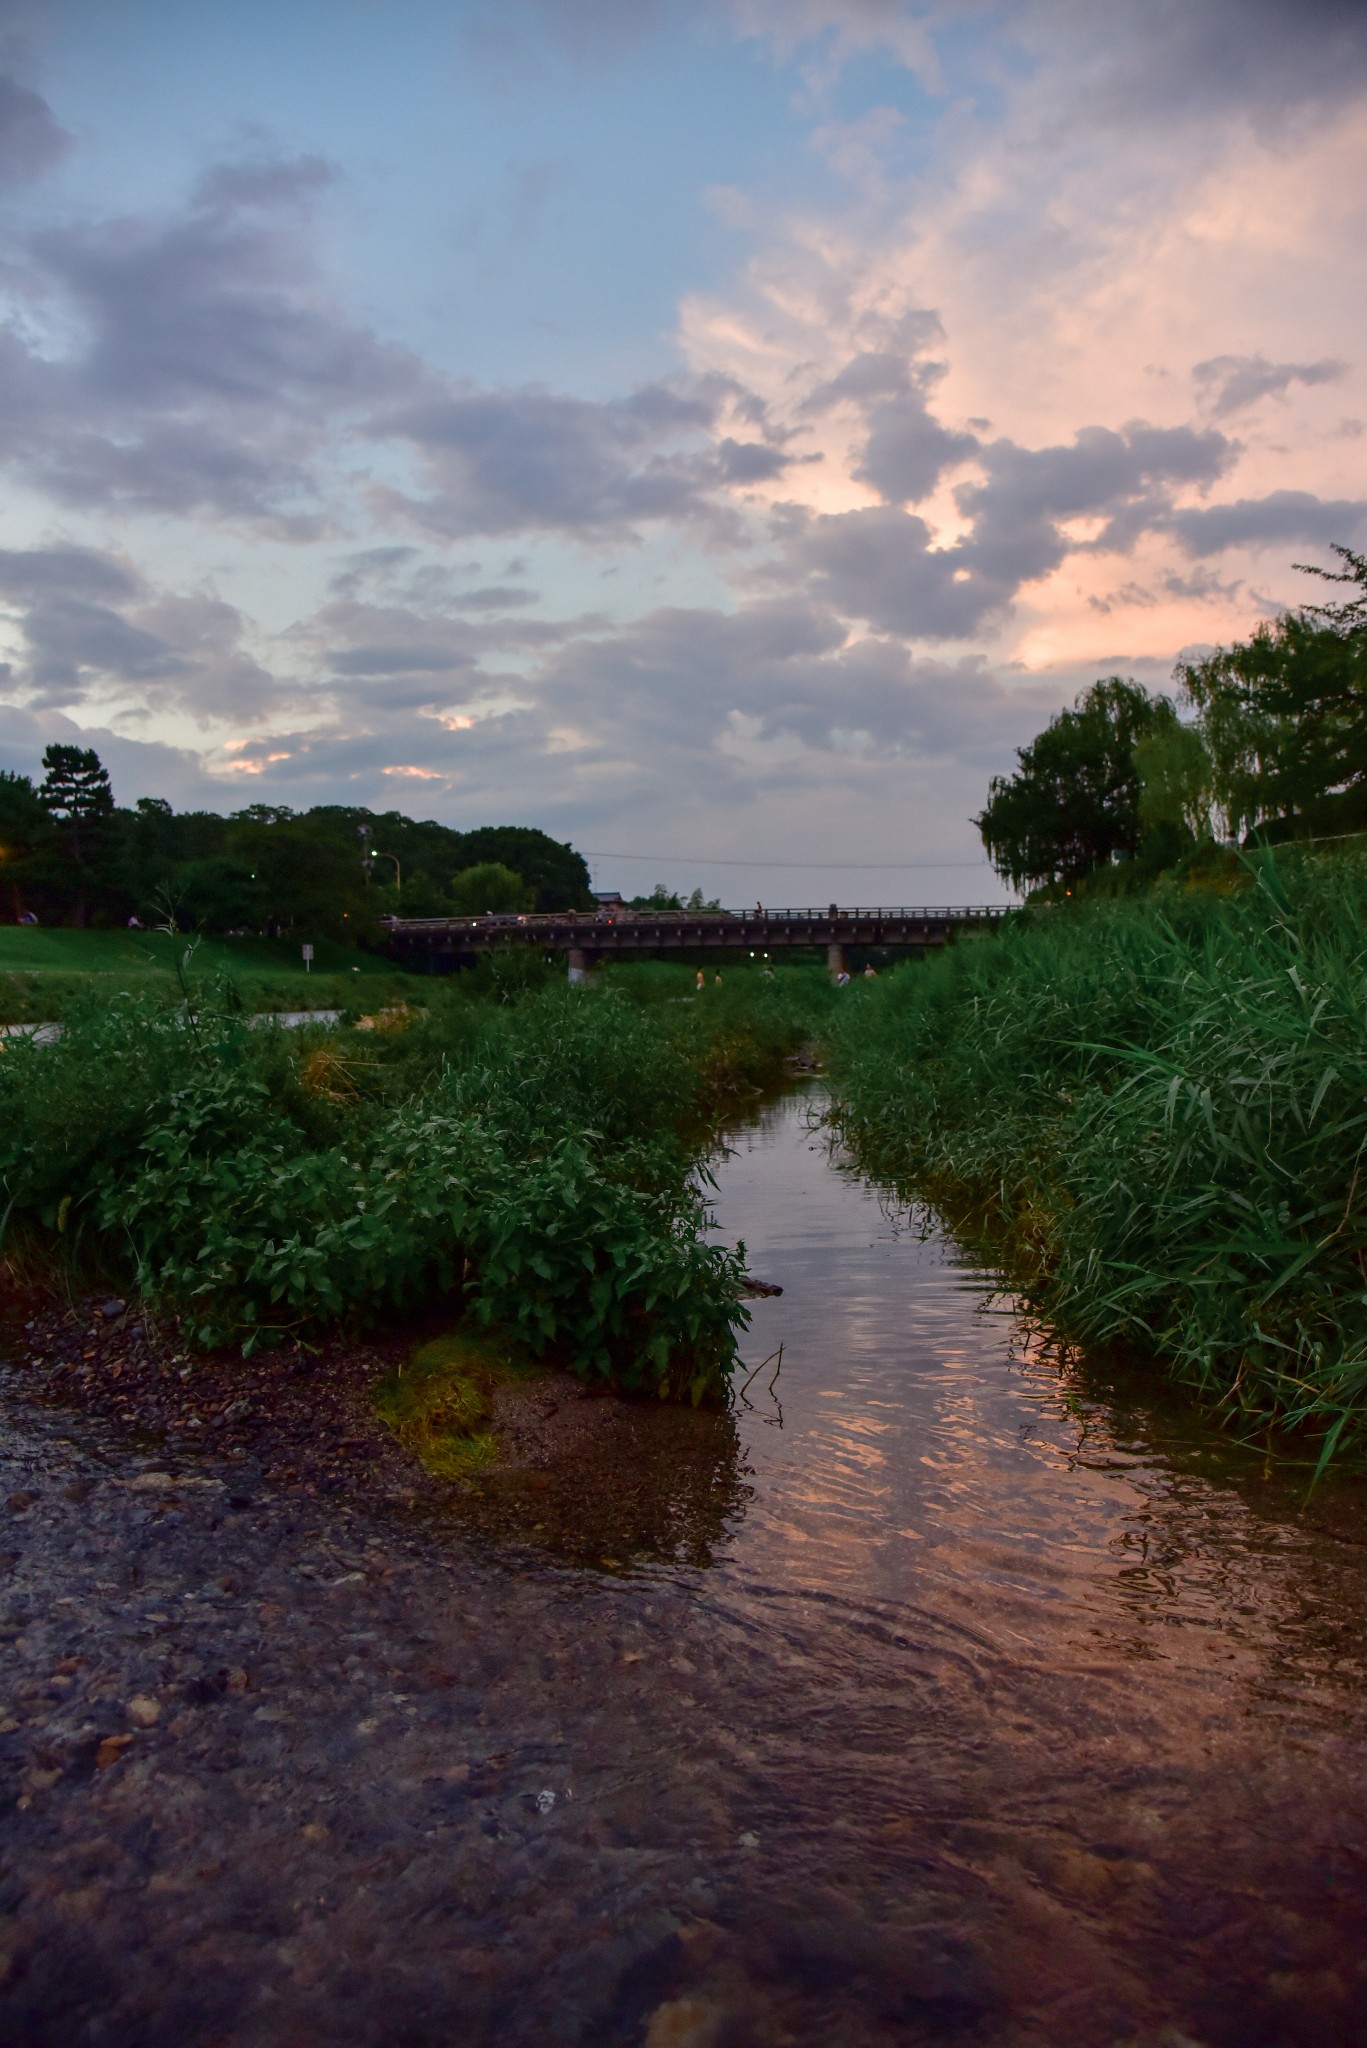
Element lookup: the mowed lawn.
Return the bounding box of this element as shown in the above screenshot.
[0,928,415,1021]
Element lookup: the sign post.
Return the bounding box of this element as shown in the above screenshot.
[302,944,314,973]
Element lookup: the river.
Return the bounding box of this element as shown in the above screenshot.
[4,1087,1367,2046]
[579,1086,1367,2043]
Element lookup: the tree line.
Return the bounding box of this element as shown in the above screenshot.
[0,753,593,935]
[978,545,1367,893]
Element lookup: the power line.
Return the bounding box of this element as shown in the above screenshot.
[580,850,991,870]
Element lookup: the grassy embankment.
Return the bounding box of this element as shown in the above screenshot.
[827,849,1367,1465]
[0,958,831,1436]
[0,926,414,1024]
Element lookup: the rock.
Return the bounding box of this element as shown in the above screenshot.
[95,1734,134,1770]
[6,1492,36,1512]
[644,1998,725,2048]
[126,1694,161,1728]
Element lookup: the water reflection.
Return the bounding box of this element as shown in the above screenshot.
[705,1093,1367,1671]
[434,1090,1367,2042]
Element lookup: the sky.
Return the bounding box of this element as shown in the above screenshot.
[0,0,1363,901]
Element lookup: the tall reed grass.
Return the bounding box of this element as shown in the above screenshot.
[828,851,1367,1463]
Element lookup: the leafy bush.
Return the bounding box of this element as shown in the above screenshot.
[0,967,822,1398]
[827,850,1367,1461]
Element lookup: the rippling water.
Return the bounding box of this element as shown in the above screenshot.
[456,1088,1367,2043]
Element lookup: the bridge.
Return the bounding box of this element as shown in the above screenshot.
[386,903,1012,980]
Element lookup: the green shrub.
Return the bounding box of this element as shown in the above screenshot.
[0,967,828,1399]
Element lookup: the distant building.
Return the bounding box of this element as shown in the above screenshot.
[592,890,628,911]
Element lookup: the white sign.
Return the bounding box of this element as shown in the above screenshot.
[302,944,314,970]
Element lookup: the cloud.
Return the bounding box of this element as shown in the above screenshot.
[0,152,413,531]
[799,346,980,506]
[0,544,286,722]
[732,1,1367,124]
[771,419,1238,640]
[371,375,798,539]
[1167,489,1367,557]
[0,153,793,546]
[782,506,1004,638]
[0,544,140,604]
[0,701,228,811]
[0,73,71,187]
[963,422,1236,577]
[855,390,977,504]
[1022,0,1367,125]
[1193,354,1348,418]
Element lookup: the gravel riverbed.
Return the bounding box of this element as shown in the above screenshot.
[0,1301,1001,2048]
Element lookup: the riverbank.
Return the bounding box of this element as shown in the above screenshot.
[827,847,1367,1464]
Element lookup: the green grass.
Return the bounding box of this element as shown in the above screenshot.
[827,849,1367,1465]
[0,927,414,1023]
[0,926,400,977]
[373,1328,532,1478]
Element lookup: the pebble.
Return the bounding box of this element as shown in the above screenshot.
[644,1998,725,2048]
[126,1694,162,1728]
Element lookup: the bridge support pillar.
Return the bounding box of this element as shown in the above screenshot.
[567,947,590,984]
[826,942,847,983]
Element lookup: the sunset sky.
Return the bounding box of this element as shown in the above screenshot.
[0,0,1363,898]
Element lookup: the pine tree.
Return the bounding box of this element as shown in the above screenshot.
[38,744,114,924]
[38,744,114,863]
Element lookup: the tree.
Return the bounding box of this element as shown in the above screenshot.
[977,678,1177,891]
[447,862,535,916]
[226,815,363,937]
[37,744,115,924]
[629,884,724,912]
[39,745,114,863]
[453,826,592,911]
[1295,541,1367,630]
[0,771,54,921]
[1179,579,1367,841]
[1134,721,1215,845]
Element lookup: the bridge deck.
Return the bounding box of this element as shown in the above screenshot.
[387,904,1011,964]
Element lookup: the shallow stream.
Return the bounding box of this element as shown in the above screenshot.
[567,1086,1367,2041]
[6,1087,1367,2046]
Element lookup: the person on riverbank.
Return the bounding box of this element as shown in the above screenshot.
[696,969,705,991]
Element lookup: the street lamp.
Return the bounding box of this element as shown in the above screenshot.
[357,824,400,899]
